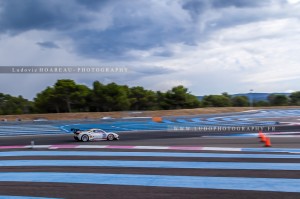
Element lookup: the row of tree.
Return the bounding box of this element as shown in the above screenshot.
[201,92,300,107]
[1,79,300,115]
[0,93,34,115]
[34,79,200,113]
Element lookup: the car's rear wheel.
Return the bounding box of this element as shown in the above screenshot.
[81,134,89,142]
[107,134,114,141]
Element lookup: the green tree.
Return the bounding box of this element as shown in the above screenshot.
[103,83,130,111]
[71,84,91,112]
[268,94,289,106]
[88,81,106,112]
[290,91,300,105]
[202,95,232,107]
[0,93,33,115]
[35,79,91,113]
[156,91,169,109]
[53,79,78,112]
[222,92,231,99]
[34,87,61,113]
[164,85,200,109]
[231,96,249,107]
[129,86,157,110]
[254,100,270,107]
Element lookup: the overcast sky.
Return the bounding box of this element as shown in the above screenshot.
[1,0,300,100]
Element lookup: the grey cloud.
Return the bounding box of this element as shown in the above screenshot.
[70,0,290,60]
[152,50,174,57]
[70,17,191,60]
[181,0,288,22]
[0,0,293,61]
[210,0,275,8]
[182,0,283,14]
[182,0,208,19]
[130,65,177,76]
[0,0,194,59]
[75,0,111,10]
[0,0,89,34]
[181,0,291,42]
[36,41,60,49]
[0,0,299,100]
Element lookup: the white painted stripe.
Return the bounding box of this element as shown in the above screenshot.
[1,144,300,153]
[134,146,170,150]
[265,132,300,135]
[202,147,242,152]
[31,145,52,149]
[75,145,108,149]
[203,135,300,138]
[268,135,300,137]
[24,145,50,149]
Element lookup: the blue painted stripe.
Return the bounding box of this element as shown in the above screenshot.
[1,151,300,159]
[2,109,299,136]
[162,120,174,124]
[1,172,300,193]
[1,160,300,170]
[221,117,234,121]
[205,117,220,123]
[191,118,201,122]
[176,119,189,123]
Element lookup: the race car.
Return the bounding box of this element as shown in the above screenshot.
[71,128,119,142]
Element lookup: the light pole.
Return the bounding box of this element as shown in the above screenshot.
[250,89,254,109]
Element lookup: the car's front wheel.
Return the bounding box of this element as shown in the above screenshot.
[81,134,89,142]
[107,134,114,141]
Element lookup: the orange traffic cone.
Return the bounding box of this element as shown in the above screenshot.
[258,131,263,139]
[152,117,162,123]
[260,134,267,142]
[264,137,272,147]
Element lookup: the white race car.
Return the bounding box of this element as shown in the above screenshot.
[72,128,119,142]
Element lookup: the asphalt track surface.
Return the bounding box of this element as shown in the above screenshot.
[1,135,300,198]
[1,108,300,137]
[1,131,300,148]
[1,109,300,199]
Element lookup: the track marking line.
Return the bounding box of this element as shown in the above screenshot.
[1,151,300,159]
[1,144,300,153]
[1,172,300,193]
[1,160,300,170]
